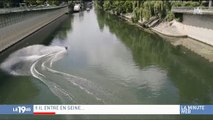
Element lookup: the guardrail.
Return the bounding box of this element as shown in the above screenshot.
[0,5,67,29]
[0,5,67,14]
[172,7,213,15]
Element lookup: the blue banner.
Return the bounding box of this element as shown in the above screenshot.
[0,105,212,115]
[0,105,33,114]
[180,105,213,115]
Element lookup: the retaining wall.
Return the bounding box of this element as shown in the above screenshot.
[174,21,213,46]
[0,6,68,52]
[183,14,213,30]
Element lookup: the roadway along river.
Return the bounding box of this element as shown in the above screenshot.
[0,8,213,119]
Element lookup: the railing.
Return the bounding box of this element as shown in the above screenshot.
[0,5,67,14]
[172,7,213,15]
[0,5,67,29]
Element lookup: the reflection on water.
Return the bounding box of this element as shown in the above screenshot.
[52,15,73,41]
[95,10,213,104]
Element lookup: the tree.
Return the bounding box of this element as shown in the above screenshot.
[25,0,37,5]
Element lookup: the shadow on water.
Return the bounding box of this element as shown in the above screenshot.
[95,10,213,104]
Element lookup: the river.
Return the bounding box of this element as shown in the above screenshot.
[0,8,212,119]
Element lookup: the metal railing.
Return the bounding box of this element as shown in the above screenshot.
[0,5,67,14]
[0,5,67,29]
[172,7,213,15]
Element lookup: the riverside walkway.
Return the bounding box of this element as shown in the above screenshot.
[152,7,213,62]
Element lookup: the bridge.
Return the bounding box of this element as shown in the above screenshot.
[172,7,213,15]
[171,7,213,46]
[0,5,69,52]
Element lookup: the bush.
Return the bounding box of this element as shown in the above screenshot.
[103,1,111,11]
[153,1,164,18]
[124,1,133,13]
[131,17,138,23]
[171,1,182,7]
[183,1,200,7]
[143,1,152,20]
[132,7,140,22]
[165,11,175,21]
[101,0,178,22]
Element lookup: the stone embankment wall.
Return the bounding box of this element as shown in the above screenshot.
[183,14,213,30]
[0,6,68,52]
[153,13,213,46]
[181,14,213,46]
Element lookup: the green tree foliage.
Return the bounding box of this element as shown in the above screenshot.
[103,1,111,11]
[143,1,153,20]
[2,0,16,7]
[25,0,63,5]
[165,11,175,21]
[132,1,142,22]
[123,1,133,13]
[153,1,164,18]
[132,7,140,22]
[47,0,61,5]
[95,0,104,9]
[98,0,202,22]
[25,0,37,5]
[103,1,128,15]
[36,0,45,5]
[171,1,200,8]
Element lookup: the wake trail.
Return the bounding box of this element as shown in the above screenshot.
[30,49,115,104]
[0,45,121,104]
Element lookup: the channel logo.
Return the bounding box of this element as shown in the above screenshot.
[13,106,32,114]
[0,105,33,114]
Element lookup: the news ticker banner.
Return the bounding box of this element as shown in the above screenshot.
[0,105,212,115]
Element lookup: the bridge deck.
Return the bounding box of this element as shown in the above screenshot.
[172,7,213,15]
[0,5,67,14]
